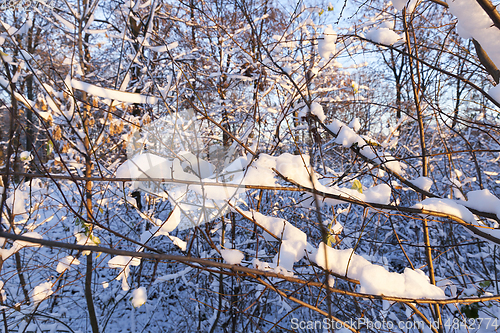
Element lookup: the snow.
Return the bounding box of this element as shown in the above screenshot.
[348,118,361,131]
[160,206,181,233]
[358,264,405,296]
[447,0,500,69]
[71,79,158,104]
[224,155,250,173]
[275,153,317,188]
[116,140,249,231]
[331,221,343,235]
[366,27,401,45]
[310,102,326,121]
[74,232,100,255]
[178,151,215,178]
[221,249,244,265]
[363,184,392,204]
[170,236,187,251]
[313,243,446,298]
[6,188,28,216]
[326,119,345,134]
[139,207,183,241]
[119,73,131,91]
[381,153,403,174]
[0,232,43,260]
[326,119,402,175]
[410,176,433,192]
[252,258,293,276]
[0,281,4,302]
[459,189,500,219]
[360,266,445,299]
[53,12,76,31]
[313,243,371,279]
[117,153,170,179]
[241,210,307,272]
[243,152,392,207]
[155,267,193,283]
[391,0,418,11]
[31,281,53,303]
[148,41,178,53]
[299,102,326,122]
[116,153,199,185]
[131,287,147,307]
[334,126,358,147]
[20,151,32,161]
[412,198,475,223]
[318,182,391,206]
[56,256,81,273]
[243,154,279,187]
[318,25,337,59]
[490,85,500,104]
[108,256,141,291]
[380,21,395,29]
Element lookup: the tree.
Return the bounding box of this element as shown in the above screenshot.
[0,0,500,332]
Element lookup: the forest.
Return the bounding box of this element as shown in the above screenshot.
[1,0,500,332]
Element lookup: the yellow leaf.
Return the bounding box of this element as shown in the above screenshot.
[351,179,363,193]
[326,234,335,247]
[0,51,8,56]
[92,235,101,245]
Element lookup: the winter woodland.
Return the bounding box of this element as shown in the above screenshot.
[1,0,500,332]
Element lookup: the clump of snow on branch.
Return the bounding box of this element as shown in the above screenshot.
[313,243,446,299]
[410,176,434,192]
[0,281,5,302]
[71,79,158,105]
[318,25,337,59]
[19,151,32,162]
[325,119,404,175]
[56,256,81,273]
[447,0,500,71]
[5,188,28,216]
[298,102,326,122]
[131,287,147,308]
[31,281,54,303]
[310,102,326,121]
[412,198,475,223]
[365,27,401,45]
[221,249,245,265]
[74,232,100,255]
[242,210,307,272]
[490,85,500,103]
[348,118,361,132]
[0,232,42,260]
[108,256,141,291]
[459,189,500,219]
[246,152,393,206]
